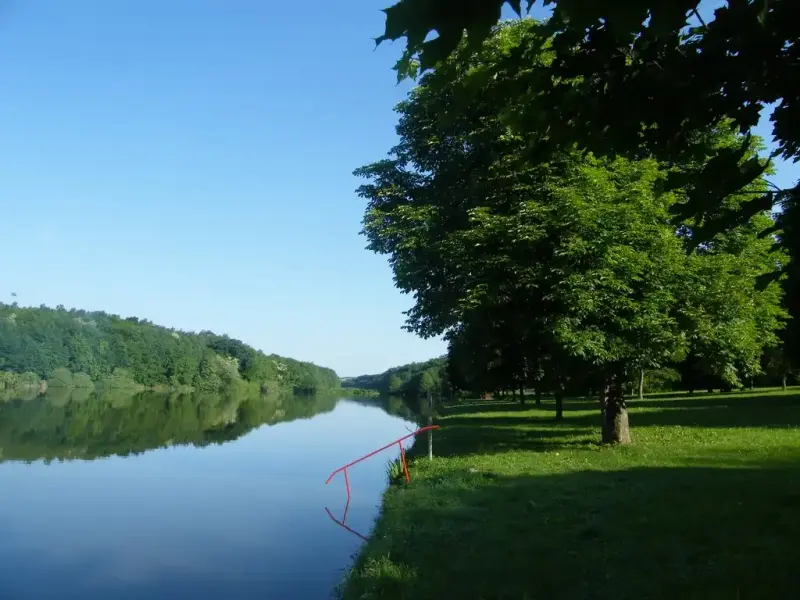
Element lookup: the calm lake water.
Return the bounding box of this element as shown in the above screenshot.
[0,391,417,599]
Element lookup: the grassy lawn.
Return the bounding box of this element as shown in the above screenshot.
[340,389,800,600]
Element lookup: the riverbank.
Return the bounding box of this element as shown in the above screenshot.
[340,389,800,599]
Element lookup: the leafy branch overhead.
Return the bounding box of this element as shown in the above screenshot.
[375,0,799,250]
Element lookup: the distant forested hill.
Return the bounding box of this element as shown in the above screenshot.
[343,357,449,397]
[0,303,339,395]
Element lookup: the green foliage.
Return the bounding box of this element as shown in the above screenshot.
[373,1,799,244]
[384,457,406,486]
[417,369,440,394]
[0,303,340,395]
[371,2,800,380]
[0,370,40,391]
[19,372,41,388]
[356,21,787,441]
[343,357,449,398]
[100,367,141,390]
[48,367,73,388]
[72,372,94,389]
[343,387,381,398]
[642,368,681,394]
[763,347,798,388]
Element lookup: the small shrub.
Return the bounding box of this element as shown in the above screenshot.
[0,371,19,389]
[385,457,407,486]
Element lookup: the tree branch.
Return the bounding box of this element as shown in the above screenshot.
[691,8,708,30]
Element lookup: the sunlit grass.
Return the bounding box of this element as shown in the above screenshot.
[341,389,800,599]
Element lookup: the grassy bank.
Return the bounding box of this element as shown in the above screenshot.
[341,389,800,600]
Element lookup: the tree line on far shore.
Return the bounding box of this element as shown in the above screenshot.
[0,303,339,398]
[343,357,450,400]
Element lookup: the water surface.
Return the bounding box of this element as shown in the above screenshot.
[0,391,415,599]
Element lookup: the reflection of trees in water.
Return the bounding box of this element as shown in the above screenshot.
[349,395,420,422]
[0,390,339,462]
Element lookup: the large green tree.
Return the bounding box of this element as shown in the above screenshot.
[356,21,786,443]
[371,0,799,349]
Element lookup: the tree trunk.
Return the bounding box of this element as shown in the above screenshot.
[707,387,714,394]
[554,391,563,421]
[638,369,644,400]
[782,374,787,391]
[519,386,525,405]
[534,388,542,407]
[602,374,631,444]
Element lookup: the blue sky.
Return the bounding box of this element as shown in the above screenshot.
[0,1,796,377]
[0,0,448,376]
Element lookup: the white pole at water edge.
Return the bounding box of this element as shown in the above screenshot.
[427,392,433,460]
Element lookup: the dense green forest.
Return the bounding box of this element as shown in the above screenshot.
[0,303,339,396]
[356,18,797,444]
[343,357,449,398]
[0,389,340,462]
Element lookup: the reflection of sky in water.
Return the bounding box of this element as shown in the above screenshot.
[0,399,415,599]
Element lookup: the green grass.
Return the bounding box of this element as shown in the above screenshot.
[340,389,800,600]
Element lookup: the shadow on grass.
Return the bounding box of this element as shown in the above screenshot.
[593,395,799,430]
[522,391,800,429]
[346,461,800,600]
[637,390,800,410]
[442,401,535,416]
[427,423,597,457]
[430,393,800,460]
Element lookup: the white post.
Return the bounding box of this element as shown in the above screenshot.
[427,392,433,460]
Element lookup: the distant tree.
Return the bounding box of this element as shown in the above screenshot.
[49,367,73,388]
[764,347,797,390]
[101,368,140,390]
[418,369,440,395]
[387,373,405,394]
[72,372,94,389]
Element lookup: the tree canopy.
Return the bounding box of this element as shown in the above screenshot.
[373,0,798,329]
[356,20,787,442]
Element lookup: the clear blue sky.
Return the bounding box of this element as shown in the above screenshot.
[0,1,796,377]
[0,0,449,377]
